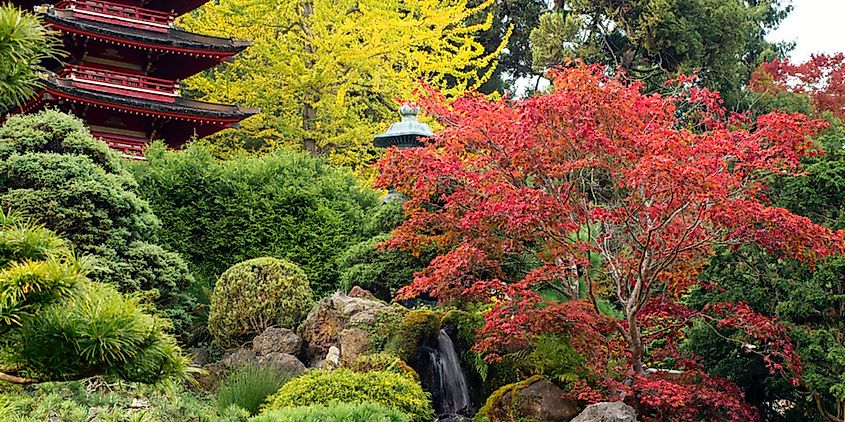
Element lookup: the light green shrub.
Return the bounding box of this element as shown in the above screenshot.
[252,402,408,422]
[217,364,295,415]
[208,257,314,347]
[348,353,419,383]
[265,369,433,422]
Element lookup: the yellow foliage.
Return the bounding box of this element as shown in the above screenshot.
[179,0,508,172]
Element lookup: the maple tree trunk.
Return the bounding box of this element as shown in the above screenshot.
[0,371,36,384]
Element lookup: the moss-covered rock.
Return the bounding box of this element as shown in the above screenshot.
[477,376,579,422]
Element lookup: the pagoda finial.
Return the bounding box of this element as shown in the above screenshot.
[373,104,433,149]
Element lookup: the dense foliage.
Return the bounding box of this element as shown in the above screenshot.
[529,0,791,105]
[0,211,186,384]
[377,63,844,420]
[0,111,197,334]
[265,369,433,422]
[179,0,508,168]
[208,257,314,347]
[132,143,379,296]
[0,4,58,108]
[253,401,408,422]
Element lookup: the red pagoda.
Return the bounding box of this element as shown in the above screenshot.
[8,0,257,157]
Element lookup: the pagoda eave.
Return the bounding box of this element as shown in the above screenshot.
[44,11,250,59]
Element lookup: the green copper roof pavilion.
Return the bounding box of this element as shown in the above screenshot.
[373,105,434,149]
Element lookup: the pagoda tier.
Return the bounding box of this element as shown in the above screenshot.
[43,2,249,79]
[15,0,208,15]
[6,0,257,157]
[19,67,257,157]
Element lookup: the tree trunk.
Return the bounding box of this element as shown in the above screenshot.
[300,1,318,157]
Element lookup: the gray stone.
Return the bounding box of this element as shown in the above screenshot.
[253,327,303,356]
[256,352,307,376]
[348,285,376,300]
[220,347,256,368]
[571,402,637,422]
[194,363,226,391]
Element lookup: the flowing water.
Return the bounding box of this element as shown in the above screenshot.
[427,329,471,416]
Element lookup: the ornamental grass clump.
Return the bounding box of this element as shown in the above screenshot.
[208,257,314,347]
[217,364,295,415]
[264,369,433,422]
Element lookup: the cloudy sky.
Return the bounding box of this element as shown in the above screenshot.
[769,0,844,62]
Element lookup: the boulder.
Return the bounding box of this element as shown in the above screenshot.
[571,402,637,422]
[300,292,400,366]
[488,378,580,422]
[256,352,307,376]
[220,347,256,368]
[348,285,377,300]
[194,362,226,391]
[253,327,303,356]
[339,328,371,364]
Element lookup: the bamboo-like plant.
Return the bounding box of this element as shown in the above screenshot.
[0,3,60,109]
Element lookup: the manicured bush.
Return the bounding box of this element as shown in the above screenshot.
[208,257,314,347]
[132,143,379,295]
[252,402,409,422]
[217,364,294,415]
[0,112,197,335]
[337,233,429,301]
[265,369,433,422]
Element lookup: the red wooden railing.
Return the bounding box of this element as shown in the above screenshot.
[55,0,175,32]
[61,65,180,102]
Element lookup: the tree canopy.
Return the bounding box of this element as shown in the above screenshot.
[179,0,509,170]
[0,4,58,109]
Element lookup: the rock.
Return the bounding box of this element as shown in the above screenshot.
[188,347,211,366]
[253,327,303,356]
[256,352,307,376]
[571,402,637,422]
[300,292,397,366]
[488,379,580,422]
[128,398,150,409]
[348,285,376,300]
[220,347,256,368]
[195,362,226,391]
[318,346,341,370]
[339,328,371,364]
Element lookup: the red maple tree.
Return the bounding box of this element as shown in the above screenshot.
[376,63,845,420]
[751,53,845,119]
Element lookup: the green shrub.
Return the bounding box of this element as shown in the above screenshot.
[217,364,295,415]
[337,233,429,301]
[0,113,198,335]
[252,402,409,422]
[476,375,545,422]
[13,282,187,383]
[132,143,379,296]
[208,257,314,347]
[265,369,433,422]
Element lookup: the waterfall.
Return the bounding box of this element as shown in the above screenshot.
[428,329,471,416]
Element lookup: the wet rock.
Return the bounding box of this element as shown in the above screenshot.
[571,402,637,422]
[253,327,303,356]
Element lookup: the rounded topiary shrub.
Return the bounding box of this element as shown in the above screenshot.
[208,257,314,347]
[265,369,433,422]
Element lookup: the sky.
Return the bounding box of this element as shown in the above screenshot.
[768,0,845,62]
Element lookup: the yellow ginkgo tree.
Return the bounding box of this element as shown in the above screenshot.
[179,0,509,170]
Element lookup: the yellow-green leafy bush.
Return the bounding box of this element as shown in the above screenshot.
[208,257,314,347]
[264,369,433,422]
[252,402,408,422]
[348,353,419,383]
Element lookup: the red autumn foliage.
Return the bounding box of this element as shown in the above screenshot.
[751,53,845,119]
[376,62,845,420]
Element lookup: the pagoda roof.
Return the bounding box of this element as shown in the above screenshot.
[14,0,208,15]
[44,8,250,59]
[21,75,258,124]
